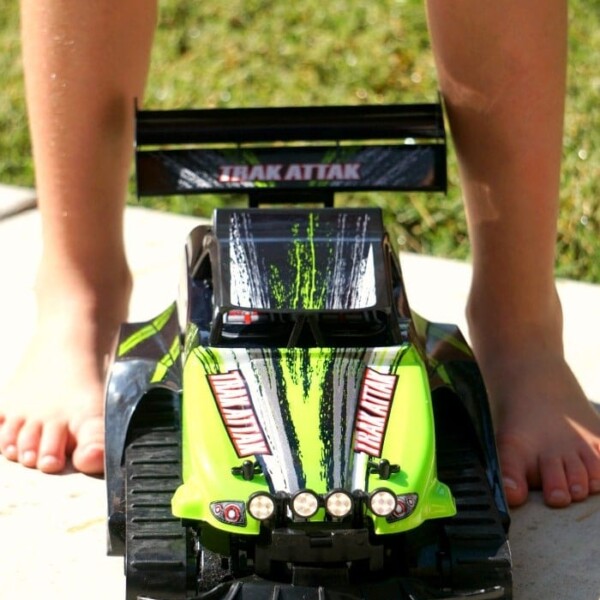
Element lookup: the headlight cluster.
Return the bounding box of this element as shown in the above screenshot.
[369,488,397,517]
[325,490,354,518]
[247,493,275,521]
[292,491,320,518]
[246,488,418,522]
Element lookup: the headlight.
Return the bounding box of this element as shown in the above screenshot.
[369,488,397,517]
[247,493,275,521]
[325,490,353,518]
[291,490,320,518]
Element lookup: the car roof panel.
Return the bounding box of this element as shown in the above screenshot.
[212,208,390,312]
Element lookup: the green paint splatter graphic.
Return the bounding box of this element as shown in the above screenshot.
[269,213,330,310]
[193,347,224,375]
[279,347,334,490]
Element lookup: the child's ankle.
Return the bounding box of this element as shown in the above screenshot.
[466,288,564,362]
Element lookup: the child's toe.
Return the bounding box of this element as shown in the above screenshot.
[38,421,69,473]
[71,416,105,474]
[502,474,528,507]
[540,455,571,508]
[497,441,529,507]
[581,445,600,494]
[17,420,43,468]
[563,454,589,501]
[0,416,25,461]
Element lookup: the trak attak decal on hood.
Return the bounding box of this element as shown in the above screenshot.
[208,370,271,458]
[353,368,398,457]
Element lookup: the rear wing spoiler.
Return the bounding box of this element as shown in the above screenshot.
[135,103,446,202]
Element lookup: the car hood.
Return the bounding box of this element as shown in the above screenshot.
[182,345,433,495]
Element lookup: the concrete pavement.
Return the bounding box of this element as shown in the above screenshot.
[0,191,598,599]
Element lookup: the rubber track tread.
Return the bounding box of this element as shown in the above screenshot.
[125,411,190,600]
[436,429,512,598]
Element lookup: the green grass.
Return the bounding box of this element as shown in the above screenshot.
[1,1,598,281]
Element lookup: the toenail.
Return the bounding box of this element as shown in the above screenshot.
[3,445,17,459]
[570,484,584,497]
[503,477,518,491]
[22,450,36,465]
[549,489,569,504]
[39,455,61,471]
[591,480,600,494]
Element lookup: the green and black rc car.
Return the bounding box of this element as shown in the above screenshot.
[105,103,512,599]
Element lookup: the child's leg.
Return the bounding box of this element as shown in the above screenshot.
[0,0,157,473]
[426,0,600,507]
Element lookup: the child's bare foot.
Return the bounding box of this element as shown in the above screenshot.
[490,355,600,508]
[0,264,131,474]
[468,302,600,508]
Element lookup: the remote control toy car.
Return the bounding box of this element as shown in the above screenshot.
[105,103,512,599]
